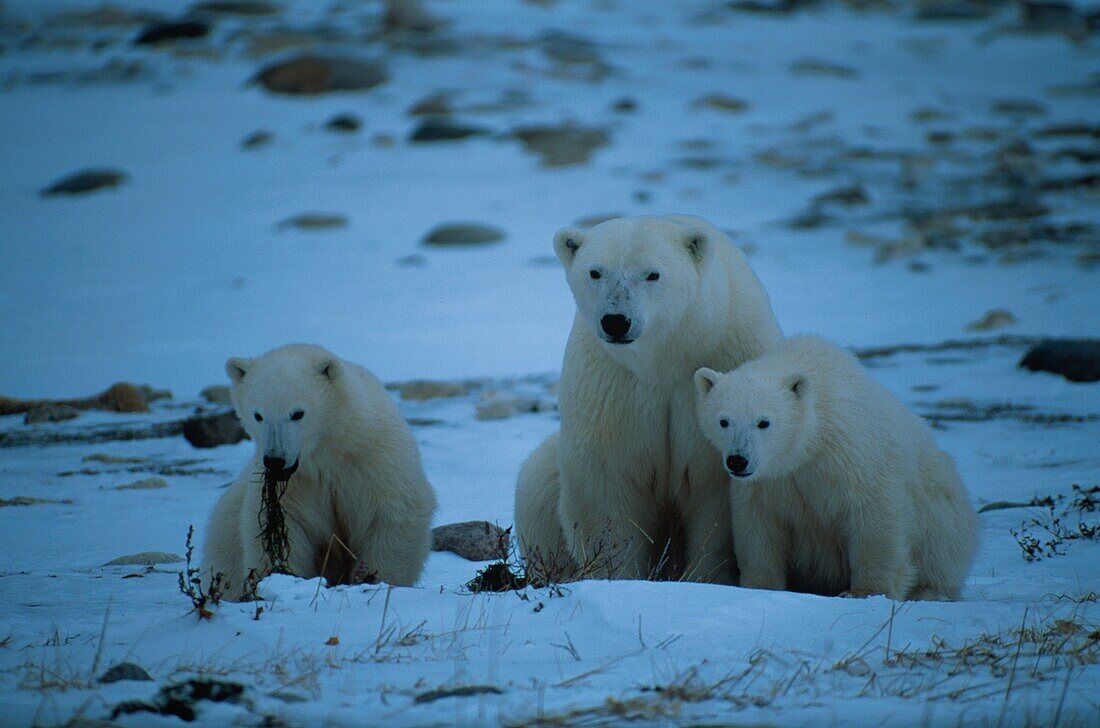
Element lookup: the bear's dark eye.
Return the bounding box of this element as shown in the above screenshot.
[719,419,729,428]
[646,272,660,281]
[254,412,263,422]
[589,269,601,280]
[291,410,304,421]
[758,420,770,429]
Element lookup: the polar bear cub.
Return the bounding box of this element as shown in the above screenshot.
[694,336,978,600]
[202,344,436,600]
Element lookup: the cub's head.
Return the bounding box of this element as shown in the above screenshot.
[554,217,712,349]
[226,345,343,480]
[693,364,812,482]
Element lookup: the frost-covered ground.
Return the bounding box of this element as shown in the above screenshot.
[0,0,1098,726]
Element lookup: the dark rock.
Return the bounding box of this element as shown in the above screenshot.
[691,94,749,113]
[254,55,388,96]
[1018,1,1089,40]
[241,130,273,149]
[812,185,869,207]
[408,92,451,116]
[381,0,446,34]
[789,58,858,79]
[409,118,488,143]
[182,411,247,448]
[24,404,79,424]
[133,21,210,46]
[512,123,610,167]
[540,31,603,66]
[914,0,994,20]
[726,0,820,15]
[432,521,509,561]
[325,113,361,133]
[278,213,348,230]
[611,97,638,113]
[1019,339,1100,383]
[189,1,280,17]
[100,662,154,684]
[40,169,127,196]
[422,223,504,246]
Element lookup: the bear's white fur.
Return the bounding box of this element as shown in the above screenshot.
[202,344,436,600]
[694,336,978,600]
[515,215,782,583]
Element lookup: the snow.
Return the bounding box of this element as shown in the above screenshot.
[0,0,1098,725]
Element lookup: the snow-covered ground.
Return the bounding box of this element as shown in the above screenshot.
[0,1,1098,725]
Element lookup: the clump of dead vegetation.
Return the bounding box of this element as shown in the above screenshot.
[177,525,225,620]
[1010,484,1100,561]
[258,468,292,575]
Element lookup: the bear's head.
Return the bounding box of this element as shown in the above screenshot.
[225,345,343,480]
[693,364,813,482]
[554,216,712,351]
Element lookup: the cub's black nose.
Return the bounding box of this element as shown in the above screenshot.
[726,454,749,475]
[600,314,631,339]
[263,455,286,472]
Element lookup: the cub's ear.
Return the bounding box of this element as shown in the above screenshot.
[786,373,808,398]
[553,227,585,267]
[683,228,710,267]
[317,358,340,382]
[693,367,719,397]
[225,357,251,385]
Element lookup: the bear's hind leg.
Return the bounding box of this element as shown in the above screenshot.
[515,433,577,584]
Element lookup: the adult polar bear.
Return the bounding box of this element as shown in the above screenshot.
[515,215,782,583]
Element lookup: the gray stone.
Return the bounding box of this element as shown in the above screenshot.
[691,94,749,113]
[115,477,168,491]
[104,551,184,566]
[183,411,248,448]
[241,130,273,149]
[279,213,348,230]
[24,404,80,424]
[99,662,154,683]
[422,223,504,246]
[254,55,388,96]
[431,521,508,561]
[512,123,610,167]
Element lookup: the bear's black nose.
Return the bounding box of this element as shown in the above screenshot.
[600,314,631,340]
[726,454,749,475]
[263,455,286,472]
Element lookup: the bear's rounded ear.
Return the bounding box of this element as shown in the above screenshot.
[683,229,710,267]
[694,367,719,397]
[786,374,808,398]
[226,357,251,385]
[318,359,340,382]
[553,227,585,267]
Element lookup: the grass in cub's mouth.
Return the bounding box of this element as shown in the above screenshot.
[258,468,292,575]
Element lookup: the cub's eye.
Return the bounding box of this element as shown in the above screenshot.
[646,272,660,281]
[589,270,601,280]
[254,412,263,422]
[719,419,729,428]
[758,420,770,429]
[291,410,304,421]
